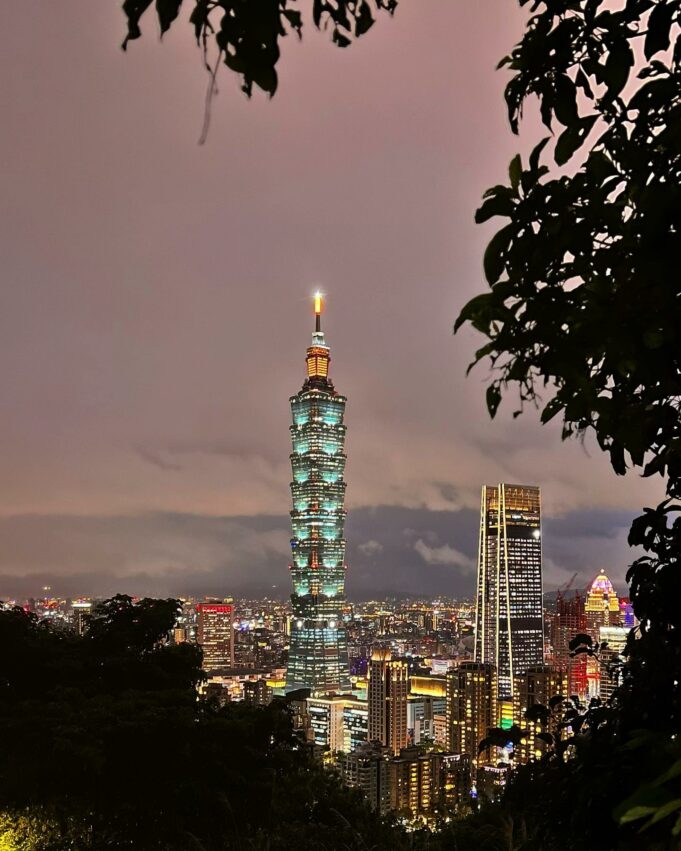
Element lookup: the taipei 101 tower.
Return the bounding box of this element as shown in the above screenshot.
[285,294,351,694]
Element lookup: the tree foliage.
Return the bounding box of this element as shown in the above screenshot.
[457,0,681,495]
[0,599,406,850]
[122,0,397,97]
[455,0,681,844]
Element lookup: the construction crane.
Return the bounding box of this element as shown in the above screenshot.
[556,571,579,602]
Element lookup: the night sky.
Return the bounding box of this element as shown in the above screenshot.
[0,2,662,600]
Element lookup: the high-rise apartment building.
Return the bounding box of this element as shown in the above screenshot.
[388,747,435,817]
[446,662,497,766]
[552,591,588,698]
[339,744,391,815]
[598,625,629,702]
[72,600,92,636]
[513,665,567,764]
[197,602,234,672]
[286,294,351,694]
[368,648,409,755]
[438,753,473,811]
[474,484,544,699]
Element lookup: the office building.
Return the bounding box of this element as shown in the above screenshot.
[307,694,348,753]
[343,699,369,752]
[197,601,234,671]
[474,484,544,700]
[286,294,351,694]
[368,648,409,755]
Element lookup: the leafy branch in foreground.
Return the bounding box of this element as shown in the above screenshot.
[122,1,397,97]
[456,0,681,489]
[456,0,681,843]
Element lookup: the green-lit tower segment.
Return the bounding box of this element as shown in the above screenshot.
[286,294,351,694]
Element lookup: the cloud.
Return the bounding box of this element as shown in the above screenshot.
[413,539,476,574]
[0,504,639,600]
[358,539,384,557]
[135,447,183,472]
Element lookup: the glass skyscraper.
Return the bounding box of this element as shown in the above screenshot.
[285,294,351,694]
[474,484,544,700]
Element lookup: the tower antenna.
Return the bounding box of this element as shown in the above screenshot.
[314,291,322,333]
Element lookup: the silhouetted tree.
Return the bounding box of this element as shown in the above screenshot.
[456,0,681,845]
[0,598,410,850]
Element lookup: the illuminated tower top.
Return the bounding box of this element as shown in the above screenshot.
[306,291,331,385]
[585,572,620,632]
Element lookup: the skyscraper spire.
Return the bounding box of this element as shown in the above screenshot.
[306,292,331,385]
[286,293,351,695]
[314,290,322,334]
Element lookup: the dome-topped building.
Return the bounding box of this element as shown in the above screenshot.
[584,572,620,634]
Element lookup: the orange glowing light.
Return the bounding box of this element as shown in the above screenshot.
[314,291,323,315]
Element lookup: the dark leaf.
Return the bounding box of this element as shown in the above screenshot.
[645,3,674,59]
[555,115,598,165]
[509,154,522,192]
[483,224,515,285]
[333,30,352,47]
[487,384,502,419]
[122,0,154,49]
[553,74,579,127]
[603,40,634,99]
[156,0,183,36]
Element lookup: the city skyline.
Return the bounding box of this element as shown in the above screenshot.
[0,2,660,602]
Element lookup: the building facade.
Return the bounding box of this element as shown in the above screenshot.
[389,747,435,817]
[197,602,234,671]
[584,573,621,697]
[305,693,367,753]
[513,665,567,764]
[446,662,497,766]
[552,591,588,699]
[72,600,92,636]
[585,572,621,635]
[307,695,348,753]
[474,484,544,699]
[286,295,351,694]
[368,648,409,755]
[598,625,629,702]
[339,744,391,814]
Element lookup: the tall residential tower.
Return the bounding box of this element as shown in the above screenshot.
[285,294,351,694]
[474,484,544,700]
[368,648,409,755]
